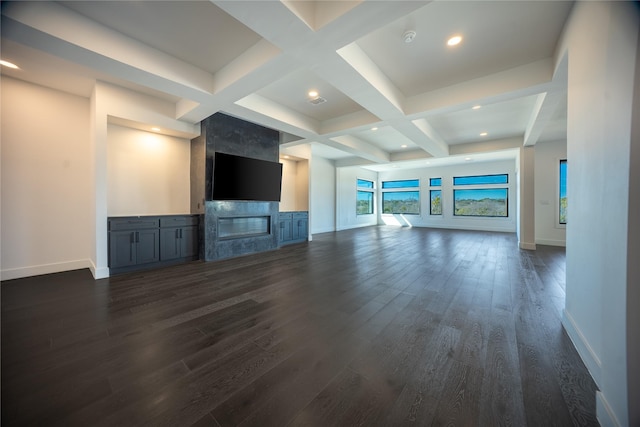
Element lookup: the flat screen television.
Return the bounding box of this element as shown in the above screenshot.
[212,152,283,202]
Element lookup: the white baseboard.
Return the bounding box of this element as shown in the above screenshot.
[1,259,92,281]
[336,223,377,232]
[597,391,622,427]
[535,238,566,247]
[562,309,602,386]
[405,223,516,234]
[519,241,537,250]
[88,259,110,279]
[312,226,337,234]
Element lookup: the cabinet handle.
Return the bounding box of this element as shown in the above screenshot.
[180,229,183,238]
[136,231,139,243]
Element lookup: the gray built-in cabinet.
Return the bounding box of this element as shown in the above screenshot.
[159,216,199,261]
[108,215,199,274]
[279,211,308,245]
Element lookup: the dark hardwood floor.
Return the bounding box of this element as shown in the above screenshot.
[1,226,598,426]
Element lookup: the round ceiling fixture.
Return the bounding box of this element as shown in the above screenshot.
[403,30,417,43]
[0,59,19,69]
[447,35,463,46]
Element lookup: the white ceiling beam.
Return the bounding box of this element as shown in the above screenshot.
[213,0,434,161]
[329,135,390,163]
[523,89,566,146]
[409,119,450,157]
[405,58,555,117]
[449,136,524,156]
[335,43,405,115]
[212,40,282,95]
[335,157,376,168]
[234,94,320,135]
[523,55,568,146]
[2,3,215,99]
[179,52,302,123]
[320,110,381,135]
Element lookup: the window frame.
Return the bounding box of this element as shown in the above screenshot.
[429,177,442,216]
[429,177,442,187]
[452,173,509,218]
[356,178,375,215]
[430,190,442,215]
[381,179,420,215]
[452,173,509,186]
[558,159,567,227]
[453,188,509,218]
[381,179,420,189]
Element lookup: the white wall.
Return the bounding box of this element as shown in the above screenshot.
[626,33,640,427]
[534,139,567,246]
[309,156,336,234]
[336,167,378,230]
[377,159,517,233]
[1,77,92,280]
[558,2,639,426]
[107,124,191,216]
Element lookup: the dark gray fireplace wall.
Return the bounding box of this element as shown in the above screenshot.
[193,112,280,261]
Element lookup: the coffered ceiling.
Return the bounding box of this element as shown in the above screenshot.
[1,1,571,170]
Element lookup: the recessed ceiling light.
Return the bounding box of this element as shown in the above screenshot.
[401,144,408,148]
[465,157,473,161]
[284,155,290,159]
[472,105,482,110]
[371,127,378,131]
[447,35,462,47]
[308,90,318,98]
[0,60,19,69]
[480,132,488,136]
[426,161,431,165]
[151,127,161,132]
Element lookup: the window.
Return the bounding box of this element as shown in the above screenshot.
[560,160,567,224]
[382,179,419,189]
[453,174,508,185]
[429,177,442,215]
[430,190,442,215]
[454,189,508,217]
[453,174,508,217]
[357,178,374,189]
[381,179,419,214]
[357,178,374,215]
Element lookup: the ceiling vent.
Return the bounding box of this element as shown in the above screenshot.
[308,96,327,105]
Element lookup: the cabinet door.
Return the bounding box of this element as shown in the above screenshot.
[136,229,160,264]
[181,226,199,258]
[296,218,308,241]
[109,231,136,268]
[280,219,292,242]
[160,227,181,261]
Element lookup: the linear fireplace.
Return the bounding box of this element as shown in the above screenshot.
[203,200,279,261]
[218,216,270,240]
